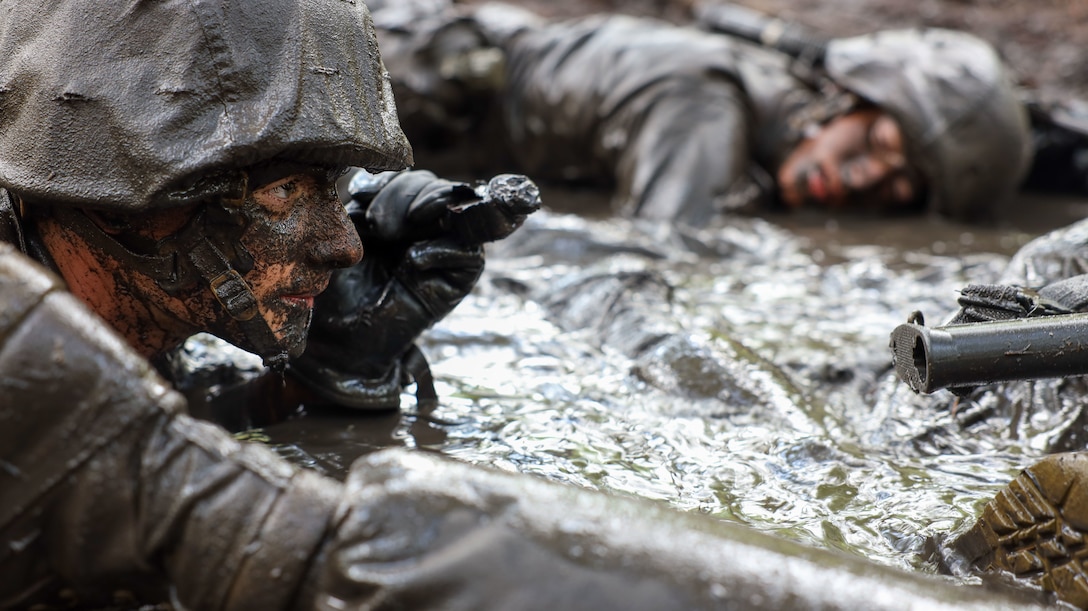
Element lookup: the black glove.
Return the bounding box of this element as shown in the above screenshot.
[948,275,1088,324]
[290,169,540,409]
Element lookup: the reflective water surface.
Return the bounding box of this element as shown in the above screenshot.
[262,190,1088,577]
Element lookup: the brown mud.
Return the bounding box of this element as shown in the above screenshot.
[458,0,1088,103]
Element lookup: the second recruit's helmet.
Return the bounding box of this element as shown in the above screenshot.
[825,28,1033,222]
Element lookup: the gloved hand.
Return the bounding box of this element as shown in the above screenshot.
[289,169,540,409]
[924,275,1088,398]
[948,274,1088,324]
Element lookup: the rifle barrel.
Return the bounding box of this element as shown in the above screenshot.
[890,313,1088,394]
[694,2,828,64]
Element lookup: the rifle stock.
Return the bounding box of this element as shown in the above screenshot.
[890,312,1088,394]
[694,2,828,65]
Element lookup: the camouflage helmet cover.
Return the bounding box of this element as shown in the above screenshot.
[825,28,1032,221]
[0,0,413,211]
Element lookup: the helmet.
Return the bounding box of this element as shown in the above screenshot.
[0,0,412,211]
[0,0,413,367]
[825,28,1032,221]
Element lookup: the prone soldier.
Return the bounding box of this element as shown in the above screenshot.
[0,0,1063,609]
[368,0,1033,226]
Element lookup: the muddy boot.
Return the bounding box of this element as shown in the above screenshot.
[949,452,1088,607]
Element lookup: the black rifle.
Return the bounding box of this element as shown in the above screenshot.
[890,312,1088,394]
[693,1,829,66]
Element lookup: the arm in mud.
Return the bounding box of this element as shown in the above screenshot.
[0,244,339,610]
[0,244,1053,611]
[611,76,755,227]
[1020,96,1088,196]
[287,169,540,411]
[890,276,1088,394]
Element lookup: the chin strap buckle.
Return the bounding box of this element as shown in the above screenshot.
[208,268,259,321]
[189,238,288,371]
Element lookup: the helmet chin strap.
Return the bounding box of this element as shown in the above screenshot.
[183,235,290,372]
[56,205,291,371]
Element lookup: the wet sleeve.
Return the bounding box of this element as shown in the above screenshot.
[0,244,340,610]
[313,447,1049,611]
[608,76,752,226]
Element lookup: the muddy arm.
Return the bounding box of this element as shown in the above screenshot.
[611,78,755,225]
[317,447,1051,611]
[0,244,339,610]
[0,244,1051,610]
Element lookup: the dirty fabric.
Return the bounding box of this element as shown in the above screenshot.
[372,1,1030,224]
[373,3,816,223]
[0,240,1056,610]
[0,0,411,211]
[0,244,339,610]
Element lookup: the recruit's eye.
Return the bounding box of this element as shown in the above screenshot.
[253,174,314,216]
[267,180,298,200]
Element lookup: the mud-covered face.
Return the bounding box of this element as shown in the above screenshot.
[36,167,363,359]
[777,108,924,211]
[208,167,365,357]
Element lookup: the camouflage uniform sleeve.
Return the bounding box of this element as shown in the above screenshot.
[607,75,753,225]
[0,243,339,610]
[501,17,755,226]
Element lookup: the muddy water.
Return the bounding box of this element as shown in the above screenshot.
[262,189,1088,578]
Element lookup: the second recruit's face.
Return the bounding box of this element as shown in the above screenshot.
[777,108,923,211]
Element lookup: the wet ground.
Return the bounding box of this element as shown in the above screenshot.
[256,0,1088,605]
[256,188,1083,588]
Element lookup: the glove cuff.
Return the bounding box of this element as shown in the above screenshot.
[287,358,404,410]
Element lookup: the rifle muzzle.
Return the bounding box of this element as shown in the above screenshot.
[890,313,1088,394]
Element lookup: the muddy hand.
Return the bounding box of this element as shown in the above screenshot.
[949,275,1088,324]
[439,173,542,245]
[359,170,541,246]
[289,170,536,410]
